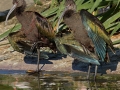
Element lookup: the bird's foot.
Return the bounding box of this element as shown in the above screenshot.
[26,69,44,75]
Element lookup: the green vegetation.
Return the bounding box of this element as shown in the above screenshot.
[0,84,13,90]
[41,0,120,35]
[0,0,120,43]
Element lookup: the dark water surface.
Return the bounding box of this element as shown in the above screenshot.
[0,70,120,90]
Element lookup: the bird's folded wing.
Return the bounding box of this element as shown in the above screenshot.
[35,12,55,40]
[63,44,100,65]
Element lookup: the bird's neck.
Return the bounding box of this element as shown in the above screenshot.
[15,3,26,15]
[63,10,75,18]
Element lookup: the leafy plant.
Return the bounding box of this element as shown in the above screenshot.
[33,0,42,5]
[0,24,21,40]
[41,0,120,35]
[41,0,120,44]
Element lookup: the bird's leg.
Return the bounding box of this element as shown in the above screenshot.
[81,45,92,80]
[94,65,98,80]
[37,46,40,73]
[36,45,41,90]
[31,41,46,73]
[31,41,41,72]
[27,42,41,75]
[100,62,104,76]
[106,52,110,63]
[30,41,43,55]
[30,42,38,54]
[87,64,91,80]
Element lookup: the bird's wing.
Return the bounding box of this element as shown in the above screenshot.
[80,9,114,62]
[54,37,68,55]
[63,44,100,65]
[35,12,55,40]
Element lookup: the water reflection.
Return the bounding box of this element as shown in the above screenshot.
[0,71,120,90]
[35,71,120,90]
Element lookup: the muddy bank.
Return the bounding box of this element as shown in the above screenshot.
[0,40,120,75]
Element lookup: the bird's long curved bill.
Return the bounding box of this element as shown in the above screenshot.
[5,3,17,26]
[56,8,67,33]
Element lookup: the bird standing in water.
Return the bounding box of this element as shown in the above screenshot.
[57,0,115,80]
[5,0,56,72]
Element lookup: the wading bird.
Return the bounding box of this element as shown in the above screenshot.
[57,0,115,79]
[5,0,56,72]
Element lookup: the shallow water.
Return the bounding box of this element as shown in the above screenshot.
[0,71,120,90]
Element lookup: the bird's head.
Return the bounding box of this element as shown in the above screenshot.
[56,0,76,33]
[5,0,26,25]
[65,0,76,11]
[13,0,26,8]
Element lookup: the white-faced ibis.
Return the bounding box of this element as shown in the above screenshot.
[5,0,56,72]
[57,0,115,80]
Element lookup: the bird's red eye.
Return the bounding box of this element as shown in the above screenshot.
[16,0,19,4]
